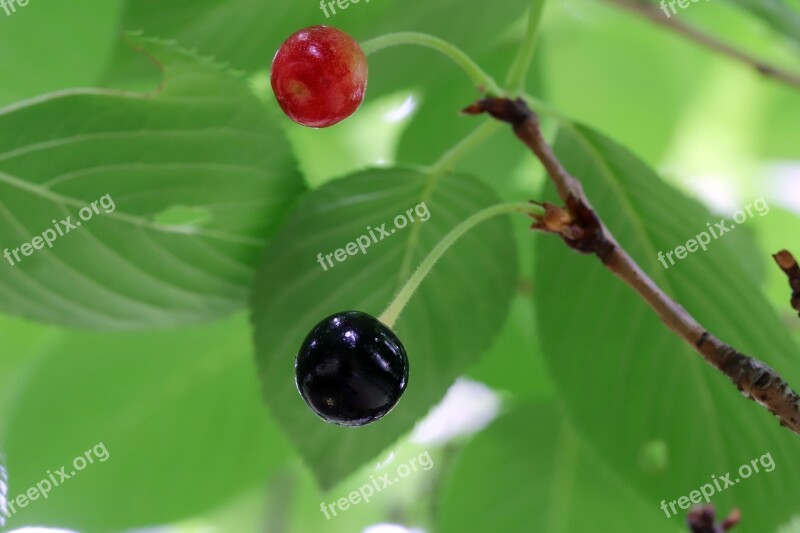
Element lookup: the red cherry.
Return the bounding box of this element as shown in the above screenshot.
[270,25,368,128]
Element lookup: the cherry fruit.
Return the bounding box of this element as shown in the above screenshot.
[270,25,368,128]
[295,311,409,427]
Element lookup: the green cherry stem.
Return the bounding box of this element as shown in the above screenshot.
[360,32,504,96]
[378,201,543,329]
[505,0,547,94]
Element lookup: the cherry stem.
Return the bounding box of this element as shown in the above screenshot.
[360,32,504,96]
[378,201,542,329]
[505,0,547,94]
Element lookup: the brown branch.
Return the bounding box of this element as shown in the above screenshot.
[774,250,800,318]
[463,97,800,437]
[604,0,800,90]
[687,505,740,532]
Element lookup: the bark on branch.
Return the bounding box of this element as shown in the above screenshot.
[687,505,740,532]
[463,97,800,437]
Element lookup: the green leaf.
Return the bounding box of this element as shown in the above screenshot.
[720,221,766,286]
[466,295,554,401]
[437,404,674,533]
[0,34,304,330]
[0,314,291,532]
[534,122,800,531]
[0,0,124,107]
[107,0,531,98]
[251,167,517,488]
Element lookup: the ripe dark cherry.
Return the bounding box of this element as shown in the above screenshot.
[295,311,409,427]
[270,25,368,128]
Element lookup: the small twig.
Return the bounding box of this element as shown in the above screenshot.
[464,97,800,437]
[687,505,740,532]
[774,250,800,318]
[604,0,800,90]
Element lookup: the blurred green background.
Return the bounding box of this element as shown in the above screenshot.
[0,0,799,532]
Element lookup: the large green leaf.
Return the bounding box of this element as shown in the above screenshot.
[106,0,531,99]
[535,122,800,532]
[437,404,675,533]
[0,0,123,107]
[251,167,517,488]
[0,314,291,532]
[466,295,554,401]
[0,34,304,330]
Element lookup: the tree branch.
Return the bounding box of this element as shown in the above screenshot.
[774,250,800,318]
[604,0,800,90]
[687,505,740,532]
[463,97,800,437]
